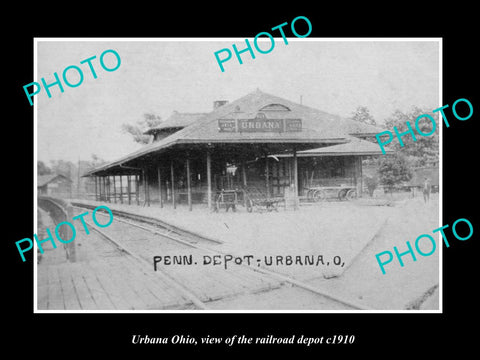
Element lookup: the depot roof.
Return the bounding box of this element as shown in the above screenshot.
[291,138,392,157]
[144,112,207,134]
[154,89,383,144]
[84,89,386,176]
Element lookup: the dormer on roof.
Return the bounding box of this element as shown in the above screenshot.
[259,103,291,112]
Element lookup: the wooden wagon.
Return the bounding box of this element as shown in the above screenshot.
[305,185,357,202]
[213,187,285,212]
[243,187,284,212]
[213,189,239,212]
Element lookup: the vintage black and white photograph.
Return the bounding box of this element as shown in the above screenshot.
[34,38,441,312]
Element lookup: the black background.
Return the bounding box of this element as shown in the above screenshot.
[5,4,478,356]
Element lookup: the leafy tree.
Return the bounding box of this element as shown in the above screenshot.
[383,107,439,167]
[351,106,376,126]
[50,159,75,178]
[122,113,163,144]
[37,161,52,175]
[90,153,106,167]
[377,154,412,192]
[370,106,438,196]
[143,113,163,128]
[384,109,407,130]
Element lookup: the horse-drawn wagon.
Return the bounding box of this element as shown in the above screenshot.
[305,185,357,202]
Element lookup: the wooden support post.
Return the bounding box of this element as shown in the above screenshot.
[265,154,270,199]
[113,175,116,203]
[171,161,176,209]
[94,176,98,201]
[359,157,363,197]
[142,169,146,206]
[355,156,363,198]
[127,175,131,205]
[102,177,106,201]
[242,161,247,187]
[293,148,299,210]
[276,159,280,196]
[158,166,163,208]
[241,160,247,207]
[288,157,292,185]
[149,172,151,206]
[147,171,150,207]
[119,175,123,204]
[107,176,111,202]
[186,157,192,211]
[206,151,212,210]
[143,169,150,207]
[135,174,139,205]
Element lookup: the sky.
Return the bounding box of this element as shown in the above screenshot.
[36,38,440,164]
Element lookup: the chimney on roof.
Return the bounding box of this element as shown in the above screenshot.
[213,100,228,110]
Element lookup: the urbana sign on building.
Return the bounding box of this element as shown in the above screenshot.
[218,116,302,133]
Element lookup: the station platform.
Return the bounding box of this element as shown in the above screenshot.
[36,207,195,310]
[37,195,440,310]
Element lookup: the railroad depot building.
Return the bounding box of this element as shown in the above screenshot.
[38,173,72,198]
[85,89,388,210]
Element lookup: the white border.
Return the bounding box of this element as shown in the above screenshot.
[33,38,39,310]
[33,37,443,314]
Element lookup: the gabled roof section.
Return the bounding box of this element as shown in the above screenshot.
[144,111,207,135]
[271,138,392,157]
[37,174,71,187]
[148,89,362,145]
[84,90,386,176]
[297,138,393,156]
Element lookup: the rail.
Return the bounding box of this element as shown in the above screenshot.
[71,201,223,245]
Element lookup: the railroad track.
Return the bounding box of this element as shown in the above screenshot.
[70,201,222,245]
[70,202,371,311]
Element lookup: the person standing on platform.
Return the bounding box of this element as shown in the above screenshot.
[423,177,432,204]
